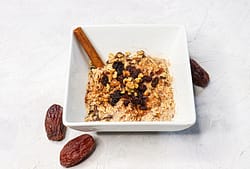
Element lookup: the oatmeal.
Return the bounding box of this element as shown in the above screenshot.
[85,50,175,122]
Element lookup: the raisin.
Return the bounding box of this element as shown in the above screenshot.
[110,98,119,106]
[156,68,164,75]
[123,92,129,99]
[117,74,124,83]
[109,90,122,106]
[142,75,152,82]
[151,77,159,87]
[190,58,210,87]
[100,74,109,86]
[125,66,141,78]
[139,105,147,110]
[131,96,140,105]
[138,84,147,92]
[138,93,147,103]
[131,69,141,78]
[45,104,66,141]
[112,61,124,76]
[126,65,136,74]
[150,72,154,76]
[60,134,96,168]
[137,90,144,97]
[123,100,130,106]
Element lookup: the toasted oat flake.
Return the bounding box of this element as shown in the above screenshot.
[84,51,175,122]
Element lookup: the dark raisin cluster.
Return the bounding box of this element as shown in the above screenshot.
[100,74,109,86]
[126,65,141,78]
[112,61,124,76]
[151,77,159,87]
[99,54,162,111]
[109,90,122,106]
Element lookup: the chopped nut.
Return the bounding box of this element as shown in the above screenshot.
[137,50,144,55]
[106,64,113,70]
[154,92,159,98]
[134,83,139,89]
[112,71,117,79]
[116,52,125,58]
[131,60,136,64]
[161,72,167,77]
[108,74,112,82]
[134,92,138,96]
[110,68,116,72]
[135,78,141,83]
[144,90,150,96]
[103,94,109,99]
[126,82,134,89]
[138,73,144,78]
[123,77,132,83]
[123,78,127,84]
[110,79,120,87]
[106,84,110,91]
[125,51,131,56]
[123,70,130,77]
[127,77,132,82]
[103,98,109,102]
[120,89,125,94]
[108,53,115,59]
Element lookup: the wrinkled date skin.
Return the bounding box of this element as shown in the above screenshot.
[45,104,66,141]
[60,134,96,168]
[190,58,210,87]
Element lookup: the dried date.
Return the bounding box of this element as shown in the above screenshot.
[60,134,96,168]
[45,104,66,141]
[190,58,210,87]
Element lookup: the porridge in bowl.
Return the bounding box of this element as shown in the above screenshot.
[85,50,175,122]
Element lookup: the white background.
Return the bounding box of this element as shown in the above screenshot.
[1,0,250,168]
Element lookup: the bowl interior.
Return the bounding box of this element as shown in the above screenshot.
[64,25,195,125]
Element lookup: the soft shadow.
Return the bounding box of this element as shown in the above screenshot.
[96,120,200,136]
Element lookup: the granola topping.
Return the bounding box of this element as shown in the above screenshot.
[85,50,175,122]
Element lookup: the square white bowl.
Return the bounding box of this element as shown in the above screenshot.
[64,24,196,132]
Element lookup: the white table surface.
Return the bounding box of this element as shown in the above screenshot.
[1,0,250,168]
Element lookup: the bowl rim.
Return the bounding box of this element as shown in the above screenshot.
[63,24,196,129]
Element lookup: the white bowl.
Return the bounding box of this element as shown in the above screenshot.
[63,24,196,132]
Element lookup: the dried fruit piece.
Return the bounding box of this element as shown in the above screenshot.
[139,105,147,110]
[117,74,124,83]
[151,77,159,87]
[156,68,164,75]
[138,83,147,92]
[126,66,141,78]
[109,90,122,106]
[60,134,96,168]
[112,61,124,76]
[100,74,109,86]
[190,58,210,87]
[142,75,152,82]
[123,100,130,106]
[45,104,66,141]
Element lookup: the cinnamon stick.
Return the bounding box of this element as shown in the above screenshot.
[74,27,104,68]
